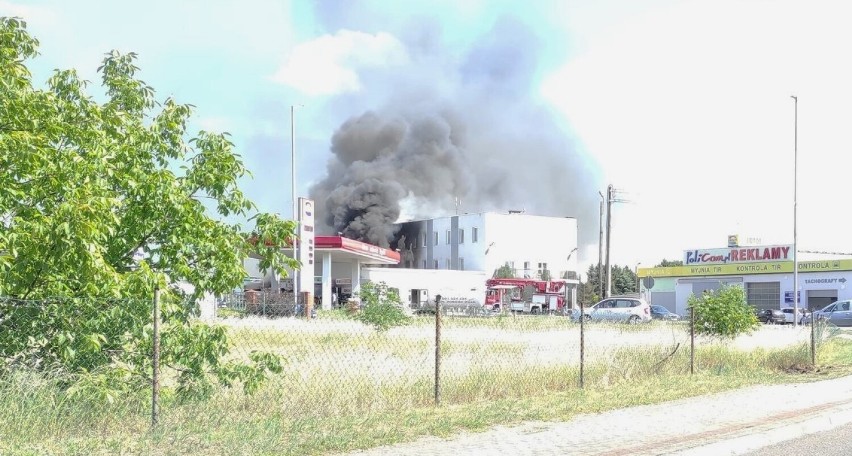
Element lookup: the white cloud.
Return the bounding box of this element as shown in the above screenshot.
[0,1,58,26]
[270,30,409,96]
[542,0,852,271]
[196,116,232,133]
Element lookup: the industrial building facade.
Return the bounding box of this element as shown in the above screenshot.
[393,212,579,280]
[638,243,852,316]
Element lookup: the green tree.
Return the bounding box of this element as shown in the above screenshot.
[539,269,552,281]
[355,281,411,331]
[612,265,637,295]
[655,259,684,267]
[0,18,297,398]
[580,264,639,304]
[493,263,515,278]
[687,285,759,338]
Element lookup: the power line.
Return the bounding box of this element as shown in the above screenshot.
[798,250,852,257]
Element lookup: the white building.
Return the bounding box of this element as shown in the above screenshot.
[393,211,579,280]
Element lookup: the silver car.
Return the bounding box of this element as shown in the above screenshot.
[574,297,652,324]
[811,300,852,327]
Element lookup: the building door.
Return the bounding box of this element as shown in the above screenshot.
[691,282,722,297]
[807,289,838,312]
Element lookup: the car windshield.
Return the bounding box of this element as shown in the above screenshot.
[651,306,666,312]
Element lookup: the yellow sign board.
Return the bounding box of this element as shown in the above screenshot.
[638,259,852,278]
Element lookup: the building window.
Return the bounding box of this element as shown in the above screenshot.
[422,233,426,247]
[472,227,478,243]
[446,230,451,244]
[746,282,780,310]
[459,258,464,270]
[434,260,439,269]
[434,232,438,246]
[538,262,548,275]
[445,259,451,269]
[459,229,465,244]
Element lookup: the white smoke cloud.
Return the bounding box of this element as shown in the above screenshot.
[270,29,409,96]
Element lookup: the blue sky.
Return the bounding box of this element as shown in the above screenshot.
[4,0,852,274]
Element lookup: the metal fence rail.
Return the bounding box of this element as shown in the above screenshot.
[0,292,838,454]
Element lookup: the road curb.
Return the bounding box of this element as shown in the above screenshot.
[668,398,852,455]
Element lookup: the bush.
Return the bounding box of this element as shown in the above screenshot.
[354,282,411,331]
[688,285,759,339]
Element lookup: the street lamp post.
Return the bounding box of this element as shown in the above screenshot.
[291,105,300,308]
[791,95,799,326]
[598,192,604,299]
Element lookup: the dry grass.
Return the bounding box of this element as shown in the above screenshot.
[0,315,843,456]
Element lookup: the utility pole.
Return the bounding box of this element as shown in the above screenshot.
[605,185,613,297]
[603,185,629,298]
[598,191,605,299]
[291,105,299,309]
[792,95,799,326]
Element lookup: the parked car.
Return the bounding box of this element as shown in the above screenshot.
[755,308,786,324]
[650,305,680,321]
[781,307,810,325]
[809,300,852,327]
[573,297,652,324]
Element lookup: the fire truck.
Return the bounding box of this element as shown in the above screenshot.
[485,278,569,314]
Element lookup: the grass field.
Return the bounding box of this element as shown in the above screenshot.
[0,314,845,455]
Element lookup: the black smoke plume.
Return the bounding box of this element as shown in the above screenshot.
[309,18,601,248]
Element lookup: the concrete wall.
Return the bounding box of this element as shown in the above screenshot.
[362,267,487,306]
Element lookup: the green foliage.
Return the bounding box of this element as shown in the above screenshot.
[581,263,637,303]
[354,281,411,331]
[0,19,295,397]
[655,259,684,267]
[493,263,515,278]
[688,285,759,339]
[539,269,552,281]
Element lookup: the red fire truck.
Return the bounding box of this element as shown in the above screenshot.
[485,278,569,314]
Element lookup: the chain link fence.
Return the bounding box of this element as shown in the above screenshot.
[0,292,841,454]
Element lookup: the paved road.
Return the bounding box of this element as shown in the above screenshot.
[743,423,852,456]
[341,375,852,456]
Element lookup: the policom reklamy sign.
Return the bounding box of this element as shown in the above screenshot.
[684,245,792,265]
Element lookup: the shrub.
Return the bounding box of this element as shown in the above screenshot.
[354,282,411,331]
[688,285,759,339]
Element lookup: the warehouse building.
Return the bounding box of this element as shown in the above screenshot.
[392,211,579,280]
[638,242,852,316]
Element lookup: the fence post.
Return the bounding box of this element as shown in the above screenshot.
[579,299,585,389]
[811,312,816,366]
[152,287,161,428]
[689,305,695,376]
[434,294,442,406]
